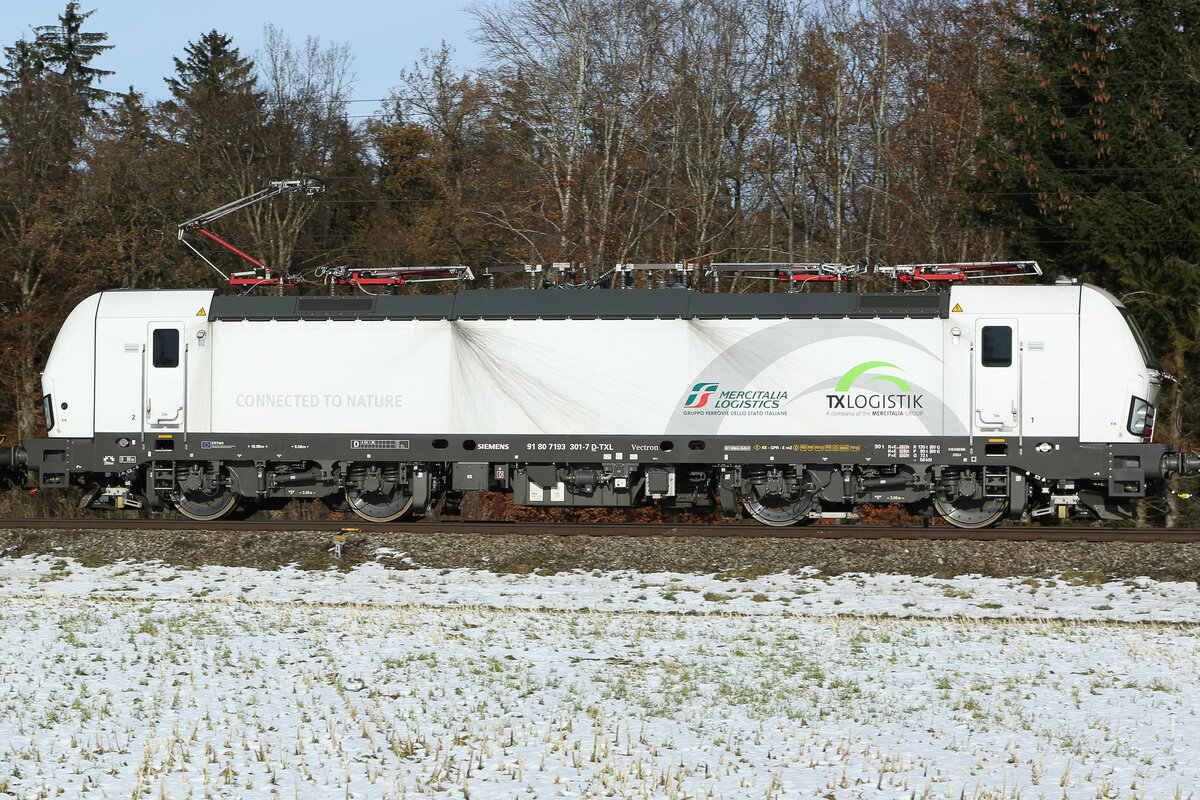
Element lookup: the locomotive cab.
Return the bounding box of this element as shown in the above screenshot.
[40,293,101,439]
[1078,283,1162,446]
[12,290,218,507]
[41,290,217,441]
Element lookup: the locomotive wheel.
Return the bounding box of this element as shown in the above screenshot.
[932,494,1008,529]
[743,488,815,527]
[741,468,817,527]
[173,487,239,522]
[346,487,414,523]
[744,496,812,526]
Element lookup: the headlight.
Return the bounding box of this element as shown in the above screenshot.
[42,394,56,433]
[1127,397,1154,440]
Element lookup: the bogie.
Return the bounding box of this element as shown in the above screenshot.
[344,462,415,523]
[168,463,240,522]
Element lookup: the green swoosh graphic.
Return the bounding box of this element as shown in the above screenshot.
[867,374,912,391]
[835,361,911,392]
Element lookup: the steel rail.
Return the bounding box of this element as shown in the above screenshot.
[1,517,1199,543]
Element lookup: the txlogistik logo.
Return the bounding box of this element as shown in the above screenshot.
[827,361,923,412]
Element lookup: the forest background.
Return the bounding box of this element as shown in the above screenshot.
[2,0,1199,523]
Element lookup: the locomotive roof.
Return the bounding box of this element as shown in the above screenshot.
[206,288,951,322]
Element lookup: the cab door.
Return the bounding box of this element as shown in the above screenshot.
[973,319,1020,433]
[145,323,185,429]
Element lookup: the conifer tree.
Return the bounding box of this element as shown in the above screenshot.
[165,30,259,104]
[969,0,1200,356]
[0,3,112,438]
[35,1,112,103]
[0,1,112,177]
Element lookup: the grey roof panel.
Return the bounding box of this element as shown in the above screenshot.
[452,288,692,319]
[210,294,456,321]
[210,296,300,321]
[688,292,861,319]
[371,296,454,320]
[856,292,949,317]
[209,289,950,321]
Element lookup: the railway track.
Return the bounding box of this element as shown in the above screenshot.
[2,517,1199,543]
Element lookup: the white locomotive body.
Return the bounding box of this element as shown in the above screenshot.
[4,281,1194,527]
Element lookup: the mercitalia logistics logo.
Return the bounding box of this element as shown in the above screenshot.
[682,382,788,415]
[684,382,719,408]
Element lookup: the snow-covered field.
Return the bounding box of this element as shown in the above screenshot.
[1,554,1199,799]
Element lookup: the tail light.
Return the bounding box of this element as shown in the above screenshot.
[1128,397,1155,442]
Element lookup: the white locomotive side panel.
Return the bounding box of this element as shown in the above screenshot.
[945,286,1082,440]
[674,319,951,438]
[209,320,454,434]
[455,318,951,438]
[93,316,145,434]
[450,319,690,436]
[89,291,216,437]
[68,285,1146,448]
[207,316,954,439]
[1006,313,1079,438]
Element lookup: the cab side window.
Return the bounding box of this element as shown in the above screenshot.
[152,329,179,368]
[981,326,1012,367]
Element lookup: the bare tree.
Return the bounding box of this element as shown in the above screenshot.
[762,0,817,261]
[472,0,667,264]
[389,43,499,263]
[861,0,896,264]
[253,24,357,272]
[887,0,999,261]
[660,0,772,261]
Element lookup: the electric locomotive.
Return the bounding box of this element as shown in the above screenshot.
[1,261,1195,527]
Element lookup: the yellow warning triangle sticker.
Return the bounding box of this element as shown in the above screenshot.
[196,308,207,316]
[951,303,962,312]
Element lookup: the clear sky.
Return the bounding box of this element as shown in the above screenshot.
[5,0,485,119]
